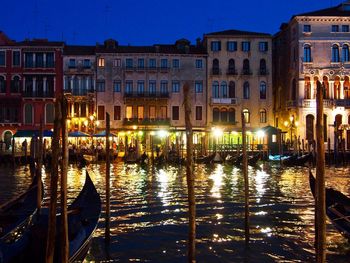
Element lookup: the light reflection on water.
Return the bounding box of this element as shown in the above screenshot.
[0,163,350,262]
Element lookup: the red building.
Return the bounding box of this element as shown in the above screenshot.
[0,31,63,149]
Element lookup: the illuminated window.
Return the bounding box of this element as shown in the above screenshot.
[98,57,105,67]
[126,106,133,119]
[97,105,105,120]
[260,109,267,123]
[243,109,250,123]
[149,106,156,119]
[138,106,144,119]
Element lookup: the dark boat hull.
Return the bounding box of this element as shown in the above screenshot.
[283,154,311,166]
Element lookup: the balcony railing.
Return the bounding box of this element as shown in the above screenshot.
[64,88,94,96]
[124,91,169,98]
[123,118,170,126]
[211,68,221,75]
[23,90,54,98]
[302,99,333,108]
[335,99,350,107]
[242,69,252,75]
[259,69,269,75]
[123,66,170,72]
[226,69,238,75]
[211,98,238,105]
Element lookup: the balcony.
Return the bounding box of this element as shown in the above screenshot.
[259,69,269,75]
[124,91,169,99]
[226,69,237,75]
[65,65,94,73]
[211,98,238,105]
[211,68,221,75]
[335,99,350,107]
[123,118,170,126]
[23,90,54,98]
[302,99,333,108]
[242,69,252,75]
[64,88,94,96]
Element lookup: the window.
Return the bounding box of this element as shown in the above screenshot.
[0,51,5,66]
[97,105,105,120]
[228,59,235,73]
[242,41,250,52]
[98,57,105,67]
[96,80,105,92]
[126,106,133,119]
[212,58,219,74]
[0,76,5,93]
[83,59,91,68]
[46,53,54,68]
[243,109,250,123]
[213,108,220,122]
[342,25,349,32]
[227,41,237,51]
[243,59,250,74]
[332,44,340,62]
[11,76,20,93]
[332,25,339,32]
[303,45,312,62]
[126,58,133,69]
[45,103,54,124]
[243,81,250,99]
[195,106,202,121]
[172,81,180,93]
[114,106,121,120]
[212,81,219,98]
[160,106,167,119]
[113,80,121,92]
[25,53,34,68]
[343,44,350,62]
[259,42,268,52]
[260,59,267,74]
[195,59,203,68]
[211,41,221,51]
[172,59,180,68]
[195,81,203,93]
[228,108,235,123]
[69,59,76,68]
[24,104,33,124]
[260,109,267,123]
[137,81,145,95]
[12,51,20,66]
[125,81,133,94]
[160,81,168,94]
[138,58,145,69]
[220,109,228,123]
[149,106,156,119]
[303,25,311,32]
[137,106,144,119]
[113,59,121,67]
[260,81,267,99]
[160,59,168,68]
[172,106,179,120]
[149,58,156,68]
[149,80,156,94]
[36,53,44,68]
[229,81,235,98]
[221,81,228,98]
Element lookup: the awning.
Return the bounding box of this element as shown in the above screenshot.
[93,130,118,137]
[68,131,90,137]
[14,130,54,138]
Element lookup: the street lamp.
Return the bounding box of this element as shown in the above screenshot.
[284,115,298,147]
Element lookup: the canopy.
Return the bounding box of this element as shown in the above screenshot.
[68,131,90,137]
[93,130,118,137]
[14,130,53,138]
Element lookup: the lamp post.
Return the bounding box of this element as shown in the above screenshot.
[284,115,298,148]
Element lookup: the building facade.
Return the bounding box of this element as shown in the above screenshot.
[273,1,350,149]
[204,30,273,146]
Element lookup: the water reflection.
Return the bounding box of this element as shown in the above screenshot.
[0,163,350,262]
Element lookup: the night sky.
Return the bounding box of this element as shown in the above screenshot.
[1,0,346,45]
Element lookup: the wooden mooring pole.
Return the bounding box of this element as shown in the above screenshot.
[184,83,196,263]
[315,80,326,263]
[37,117,43,213]
[105,112,111,243]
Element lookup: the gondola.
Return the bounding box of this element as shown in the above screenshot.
[0,175,44,240]
[0,171,101,263]
[309,172,350,240]
[283,153,311,166]
[248,153,260,166]
[195,153,215,164]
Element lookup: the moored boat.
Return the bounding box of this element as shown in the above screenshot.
[283,153,311,167]
[195,153,215,164]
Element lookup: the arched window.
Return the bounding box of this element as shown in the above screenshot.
[229,81,235,98]
[228,108,235,123]
[306,114,315,141]
[323,76,330,99]
[212,59,219,74]
[304,44,312,62]
[228,59,235,73]
[0,76,5,93]
[291,79,297,100]
[213,108,220,122]
[335,114,342,130]
[24,104,33,124]
[243,109,250,123]
[334,76,341,99]
[260,81,267,99]
[344,76,350,99]
[332,44,340,62]
[259,59,267,75]
[45,103,54,124]
[212,81,219,98]
[11,76,21,93]
[220,108,228,122]
[243,59,250,74]
[73,77,79,95]
[304,77,311,99]
[3,130,13,150]
[343,44,350,62]
[243,81,250,99]
[260,109,267,123]
[221,81,227,98]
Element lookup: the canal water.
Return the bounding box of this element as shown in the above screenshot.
[0,162,350,262]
